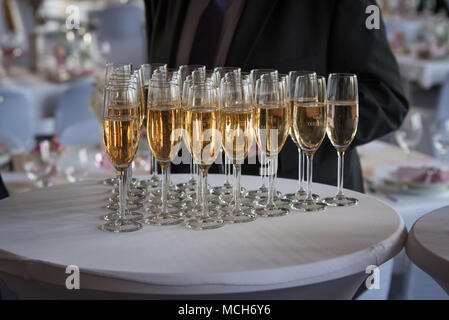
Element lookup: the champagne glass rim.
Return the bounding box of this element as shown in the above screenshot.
[328,73,357,78]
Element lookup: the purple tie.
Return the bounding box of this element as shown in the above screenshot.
[189,0,229,68]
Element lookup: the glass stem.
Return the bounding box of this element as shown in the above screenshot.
[161,164,169,215]
[224,151,228,179]
[337,151,345,197]
[267,157,276,207]
[127,166,132,192]
[196,166,202,206]
[260,151,267,189]
[151,155,156,176]
[226,156,232,185]
[190,154,194,181]
[306,153,314,202]
[200,169,208,217]
[234,164,241,212]
[119,169,128,220]
[300,150,305,191]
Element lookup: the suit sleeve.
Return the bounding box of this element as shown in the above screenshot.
[328,0,409,147]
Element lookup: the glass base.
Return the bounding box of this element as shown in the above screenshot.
[210,185,233,196]
[112,186,146,197]
[137,179,159,189]
[323,196,358,207]
[254,196,289,208]
[291,200,327,212]
[142,214,183,226]
[183,204,221,219]
[252,205,289,218]
[222,207,256,224]
[108,193,145,204]
[99,219,142,233]
[185,217,225,230]
[218,188,248,203]
[106,202,143,212]
[283,192,319,202]
[144,205,183,217]
[103,211,144,221]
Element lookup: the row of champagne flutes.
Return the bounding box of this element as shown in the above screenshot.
[100,63,359,233]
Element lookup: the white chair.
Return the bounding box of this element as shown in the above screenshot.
[90,3,147,65]
[0,89,34,150]
[54,81,100,146]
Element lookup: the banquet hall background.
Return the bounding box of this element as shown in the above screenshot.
[0,0,448,300]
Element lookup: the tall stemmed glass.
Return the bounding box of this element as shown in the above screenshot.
[252,75,290,217]
[284,71,317,202]
[140,63,168,187]
[102,63,132,187]
[179,65,207,188]
[143,79,184,226]
[213,67,242,194]
[184,83,224,230]
[220,76,256,223]
[100,85,142,233]
[106,72,144,183]
[247,69,279,200]
[291,74,327,212]
[323,74,359,207]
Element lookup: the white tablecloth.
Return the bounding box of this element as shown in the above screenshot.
[396,55,449,89]
[0,175,406,299]
[406,207,449,296]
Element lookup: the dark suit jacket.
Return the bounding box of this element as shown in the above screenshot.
[144,0,409,192]
[0,174,8,200]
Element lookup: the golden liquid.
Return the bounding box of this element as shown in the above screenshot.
[146,105,182,169]
[180,107,192,155]
[327,101,359,152]
[103,106,140,172]
[185,107,221,172]
[220,108,254,165]
[140,85,149,126]
[254,104,290,158]
[289,100,300,148]
[293,102,327,154]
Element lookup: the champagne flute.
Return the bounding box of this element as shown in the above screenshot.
[140,63,168,187]
[247,69,279,200]
[394,111,423,162]
[105,74,145,205]
[323,73,359,207]
[252,75,290,217]
[102,63,132,187]
[143,78,184,226]
[431,117,449,169]
[220,76,256,223]
[184,83,224,230]
[284,71,318,202]
[179,65,207,188]
[213,67,242,194]
[100,85,142,233]
[105,62,132,84]
[291,74,327,212]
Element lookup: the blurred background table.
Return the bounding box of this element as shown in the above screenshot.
[406,206,449,296]
[357,140,449,300]
[0,175,405,300]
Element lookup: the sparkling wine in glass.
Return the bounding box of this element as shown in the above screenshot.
[323,73,359,207]
[143,79,184,226]
[184,83,224,230]
[100,85,142,233]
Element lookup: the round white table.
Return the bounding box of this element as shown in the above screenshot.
[406,207,449,296]
[0,175,406,299]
